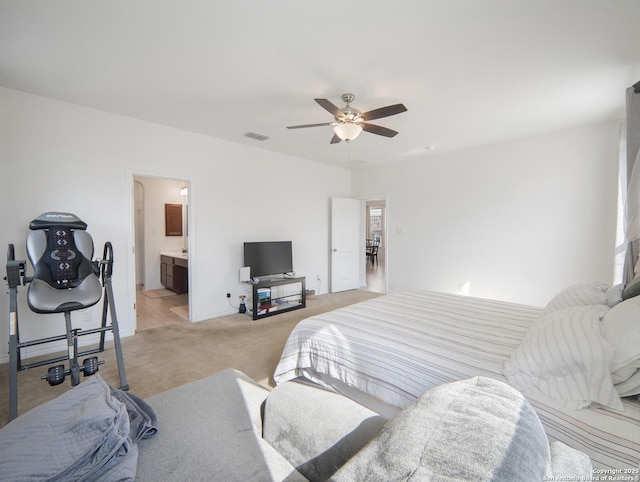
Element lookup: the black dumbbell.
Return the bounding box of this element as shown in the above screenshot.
[41,365,66,386]
[82,357,104,376]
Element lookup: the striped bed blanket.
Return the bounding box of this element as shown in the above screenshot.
[274,290,640,472]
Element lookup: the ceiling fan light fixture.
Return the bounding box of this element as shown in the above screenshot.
[334,122,363,141]
[287,94,406,144]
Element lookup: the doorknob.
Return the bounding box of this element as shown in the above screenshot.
[332,249,337,252]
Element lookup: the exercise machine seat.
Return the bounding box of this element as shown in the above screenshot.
[26,227,102,314]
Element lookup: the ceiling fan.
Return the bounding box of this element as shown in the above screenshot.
[287,93,407,144]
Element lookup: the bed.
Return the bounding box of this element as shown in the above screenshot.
[274,285,640,473]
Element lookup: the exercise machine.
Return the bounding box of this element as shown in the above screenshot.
[5,212,128,421]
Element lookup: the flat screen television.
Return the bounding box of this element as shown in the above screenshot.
[243,241,293,279]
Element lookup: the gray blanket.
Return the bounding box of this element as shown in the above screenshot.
[0,375,157,481]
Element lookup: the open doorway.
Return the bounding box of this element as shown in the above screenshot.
[133,175,190,331]
[365,199,386,293]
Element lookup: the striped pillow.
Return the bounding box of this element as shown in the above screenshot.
[543,282,609,314]
[504,305,622,411]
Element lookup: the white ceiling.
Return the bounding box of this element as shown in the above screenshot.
[1,1,639,167]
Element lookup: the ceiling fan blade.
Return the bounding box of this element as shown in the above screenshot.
[315,98,343,118]
[287,122,333,129]
[330,133,342,144]
[361,103,407,121]
[362,123,399,138]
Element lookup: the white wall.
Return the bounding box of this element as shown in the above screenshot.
[0,87,350,362]
[0,85,623,365]
[352,121,621,306]
[135,177,188,291]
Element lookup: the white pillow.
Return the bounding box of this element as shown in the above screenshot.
[504,305,622,411]
[543,282,610,314]
[601,296,640,376]
[605,284,624,308]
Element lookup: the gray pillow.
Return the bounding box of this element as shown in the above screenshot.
[622,276,640,300]
[331,376,552,481]
[263,379,387,481]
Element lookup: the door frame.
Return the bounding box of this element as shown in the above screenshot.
[128,170,192,332]
[359,195,389,293]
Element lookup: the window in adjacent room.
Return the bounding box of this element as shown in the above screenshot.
[368,206,384,245]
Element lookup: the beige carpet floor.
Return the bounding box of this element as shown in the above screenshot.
[0,289,381,428]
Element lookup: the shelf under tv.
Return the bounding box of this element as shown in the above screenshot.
[251,276,305,320]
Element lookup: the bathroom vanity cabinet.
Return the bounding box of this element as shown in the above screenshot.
[160,253,188,294]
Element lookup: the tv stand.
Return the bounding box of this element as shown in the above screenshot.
[251,276,305,320]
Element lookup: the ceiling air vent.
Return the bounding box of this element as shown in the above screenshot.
[346,159,368,168]
[244,131,270,142]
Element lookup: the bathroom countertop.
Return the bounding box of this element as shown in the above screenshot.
[160,251,188,261]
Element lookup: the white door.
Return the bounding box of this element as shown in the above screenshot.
[330,197,360,292]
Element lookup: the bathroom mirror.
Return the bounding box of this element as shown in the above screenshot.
[165,203,183,236]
